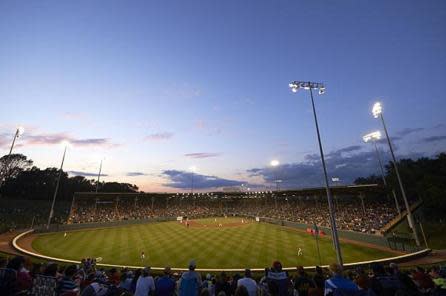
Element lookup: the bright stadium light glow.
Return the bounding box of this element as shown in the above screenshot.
[372,102,382,118]
[270,159,279,167]
[362,131,381,143]
[189,166,197,172]
[60,140,71,148]
[17,126,25,136]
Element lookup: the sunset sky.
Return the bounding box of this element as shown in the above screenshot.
[1,0,445,192]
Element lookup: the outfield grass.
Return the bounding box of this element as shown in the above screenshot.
[32,217,395,269]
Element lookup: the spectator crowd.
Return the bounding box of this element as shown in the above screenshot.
[1,255,446,296]
[68,195,399,234]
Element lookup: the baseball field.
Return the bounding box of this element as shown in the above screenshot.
[31,217,396,269]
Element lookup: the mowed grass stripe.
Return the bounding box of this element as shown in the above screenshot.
[32,218,394,268]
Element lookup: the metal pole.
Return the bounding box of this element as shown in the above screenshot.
[314,224,322,265]
[309,87,343,266]
[96,159,102,193]
[47,146,67,229]
[373,141,401,215]
[379,113,420,246]
[9,129,19,155]
[191,172,194,194]
[67,195,76,223]
[419,221,429,249]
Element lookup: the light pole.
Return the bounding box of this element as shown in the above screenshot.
[289,81,343,266]
[270,160,280,209]
[372,102,420,246]
[270,160,280,191]
[189,166,197,194]
[96,159,103,193]
[1,127,24,186]
[9,126,25,155]
[363,131,401,215]
[47,141,69,229]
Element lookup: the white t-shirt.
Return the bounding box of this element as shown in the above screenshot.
[238,277,258,296]
[135,275,155,296]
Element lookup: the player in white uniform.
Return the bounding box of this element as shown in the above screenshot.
[298,247,303,257]
[141,251,145,261]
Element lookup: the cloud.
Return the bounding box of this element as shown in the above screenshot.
[126,172,147,177]
[68,171,108,177]
[0,133,10,148]
[396,127,424,137]
[22,132,117,148]
[327,145,362,158]
[247,145,426,189]
[145,132,174,141]
[162,170,243,189]
[184,152,221,159]
[423,135,446,143]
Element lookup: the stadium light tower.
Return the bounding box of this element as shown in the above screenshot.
[362,131,401,215]
[47,140,70,229]
[189,166,197,194]
[96,158,104,193]
[270,160,280,191]
[9,126,25,155]
[371,102,420,246]
[289,80,343,266]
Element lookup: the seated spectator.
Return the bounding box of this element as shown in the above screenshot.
[107,268,120,286]
[394,272,422,296]
[430,266,446,290]
[119,270,134,292]
[156,267,176,296]
[369,262,401,296]
[412,266,435,294]
[31,265,59,296]
[135,267,156,296]
[324,263,358,296]
[202,273,215,296]
[1,257,18,295]
[237,269,258,296]
[179,260,202,296]
[215,272,231,296]
[294,266,315,296]
[311,266,326,295]
[80,272,110,296]
[235,285,249,296]
[266,261,290,296]
[58,264,80,295]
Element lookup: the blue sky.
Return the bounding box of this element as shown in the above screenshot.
[1,0,445,191]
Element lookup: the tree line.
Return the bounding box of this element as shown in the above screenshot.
[355,153,446,220]
[0,154,139,200]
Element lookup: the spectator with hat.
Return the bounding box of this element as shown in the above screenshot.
[179,260,202,296]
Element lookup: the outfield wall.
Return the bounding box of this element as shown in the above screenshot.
[37,216,177,233]
[258,217,389,247]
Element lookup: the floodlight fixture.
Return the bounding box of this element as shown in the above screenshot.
[372,102,382,118]
[17,126,25,136]
[362,131,381,143]
[289,81,325,94]
[270,159,280,167]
